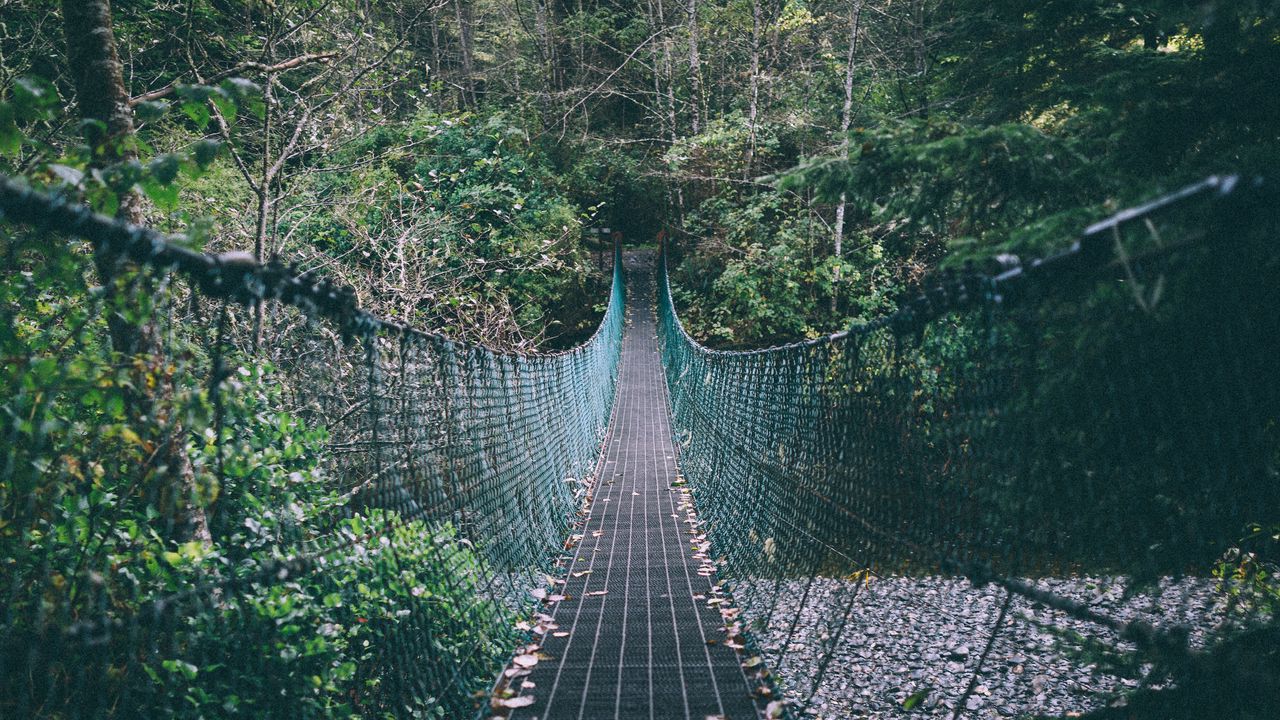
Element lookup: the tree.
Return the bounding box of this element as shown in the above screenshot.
[61,0,208,542]
[686,0,703,134]
[831,0,863,312]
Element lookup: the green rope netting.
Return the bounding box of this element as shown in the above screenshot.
[657,178,1280,717]
[0,182,624,719]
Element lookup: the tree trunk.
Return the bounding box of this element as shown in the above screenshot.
[646,1,676,217]
[254,75,273,262]
[744,0,762,179]
[910,0,929,114]
[62,0,143,226]
[651,0,684,218]
[61,0,209,543]
[454,0,477,107]
[533,0,557,120]
[429,13,444,87]
[686,0,702,135]
[832,0,863,313]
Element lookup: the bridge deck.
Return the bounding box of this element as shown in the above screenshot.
[511,251,760,720]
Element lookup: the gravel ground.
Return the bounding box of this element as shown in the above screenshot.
[729,575,1231,719]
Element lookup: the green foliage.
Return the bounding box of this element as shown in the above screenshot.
[0,75,254,218]
[781,119,1098,261]
[0,230,521,717]
[129,515,511,719]
[0,75,58,155]
[674,1,1280,350]
[285,108,604,348]
[1215,524,1280,617]
[673,190,824,346]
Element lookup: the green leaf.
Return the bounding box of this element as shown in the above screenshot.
[193,138,221,168]
[161,659,199,680]
[148,153,181,184]
[135,100,170,123]
[0,103,19,155]
[211,93,237,125]
[12,76,58,121]
[141,177,180,211]
[221,78,264,120]
[902,689,930,711]
[180,101,211,131]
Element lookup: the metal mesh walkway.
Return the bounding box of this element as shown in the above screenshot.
[511,251,761,720]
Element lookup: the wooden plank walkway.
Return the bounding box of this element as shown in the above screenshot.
[510,251,761,720]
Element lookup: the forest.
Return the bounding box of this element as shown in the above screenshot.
[2,1,1275,347]
[1,1,1279,718]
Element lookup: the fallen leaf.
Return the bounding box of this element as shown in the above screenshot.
[586,590,608,596]
[499,696,535,709]
[512,654,538,669]
[903,689,929,711]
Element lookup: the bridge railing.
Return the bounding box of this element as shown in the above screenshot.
[658,176,1280,719]
[0,178,624,719]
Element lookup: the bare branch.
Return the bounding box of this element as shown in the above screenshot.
[129,52,340,105]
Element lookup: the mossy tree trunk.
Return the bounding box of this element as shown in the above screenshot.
[61,0,209,543]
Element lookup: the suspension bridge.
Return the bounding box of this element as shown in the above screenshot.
[0,175,1277,720]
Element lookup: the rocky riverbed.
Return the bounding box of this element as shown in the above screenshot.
[731,575,1231,719]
